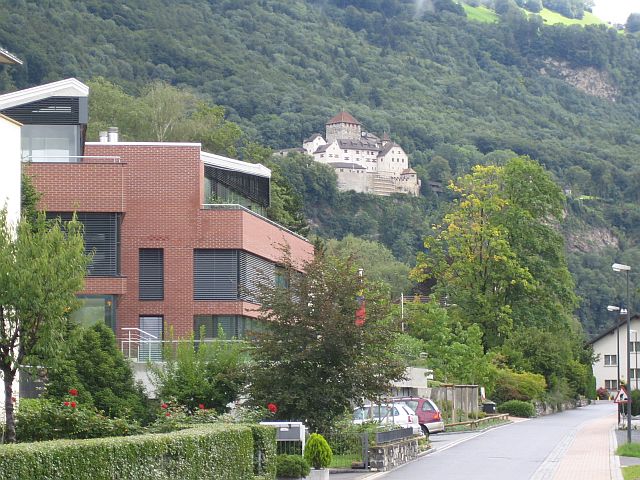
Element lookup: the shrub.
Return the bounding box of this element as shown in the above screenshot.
[0,423,274,480]
[491,368,546,404]
[276,454,310,478]
[497,400,535,418]
[16,398,141,442]
[44,323,152,424]
[252,424,277,480]
[631,390,640,416]
[304,433,333,469]
[596,387,609,400]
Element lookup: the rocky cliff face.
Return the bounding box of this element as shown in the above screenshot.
[566,226,619,253]
[540,59,618,101]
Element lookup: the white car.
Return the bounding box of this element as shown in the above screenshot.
[353,401,422,435]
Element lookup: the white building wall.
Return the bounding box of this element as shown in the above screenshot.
[313,141,341,164]
[303,136,326,155]
[378,146,409,176]
[592,317,640,394]
[0,114,21,422]
[0,115,21,227]
[334,168,370,193]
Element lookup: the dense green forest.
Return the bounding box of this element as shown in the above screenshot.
[3,0,640,336]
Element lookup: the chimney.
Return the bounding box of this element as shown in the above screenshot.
[99,131,108,143]
[107,127,119,143]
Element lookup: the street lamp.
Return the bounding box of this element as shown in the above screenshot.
[613,262,632,443]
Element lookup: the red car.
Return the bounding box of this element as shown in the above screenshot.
[394,397,445,435]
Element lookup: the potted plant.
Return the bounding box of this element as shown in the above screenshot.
[304,433,333,480]
[276,454,311,479]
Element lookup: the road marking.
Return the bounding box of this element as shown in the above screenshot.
[364,421,518,478]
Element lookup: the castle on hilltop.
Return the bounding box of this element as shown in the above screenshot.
[299,112,421,196]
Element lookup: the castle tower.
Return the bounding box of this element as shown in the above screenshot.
[325,111,362,143]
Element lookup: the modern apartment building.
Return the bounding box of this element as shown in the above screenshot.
[1,78,314,361]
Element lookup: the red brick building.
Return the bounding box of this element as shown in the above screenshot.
[4,79,313,357]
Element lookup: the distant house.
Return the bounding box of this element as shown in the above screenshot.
[298,111,421,196]
[588,314,640,395]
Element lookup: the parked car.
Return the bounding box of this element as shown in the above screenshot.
[394,397,445,436]
[352,401,422,435]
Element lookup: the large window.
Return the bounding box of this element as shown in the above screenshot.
[194,315,262,340]
[70,295,116,330]
[604,355,617,366]
[48,212,121,276]
[21,125,80,162]
[193,250,275,302]
[139,248,164,300]
[605,379,619,390]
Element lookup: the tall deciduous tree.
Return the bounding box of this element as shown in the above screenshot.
[0,211,90,442]
[249,251,405,431]
[414,156,577,349]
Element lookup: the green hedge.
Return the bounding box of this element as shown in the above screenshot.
[497,400,536,418]
[0,423,276,480]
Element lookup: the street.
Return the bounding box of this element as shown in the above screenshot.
[378,402,618,480]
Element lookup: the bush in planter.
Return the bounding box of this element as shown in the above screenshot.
[596,387,609,400]
[497,400,535,418]
[304,433,333,469]
[277,454,310,478]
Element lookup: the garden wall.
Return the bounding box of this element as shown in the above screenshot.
[0,423,276,480]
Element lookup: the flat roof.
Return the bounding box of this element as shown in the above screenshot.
[202,151,271,179]
[0,78,88,110]
[0,47,22,65]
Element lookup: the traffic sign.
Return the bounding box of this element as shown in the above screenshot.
[615,386,629,404]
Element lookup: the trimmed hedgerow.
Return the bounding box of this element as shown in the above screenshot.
[0,423,276,480]
[497,400,536,418]
[251,424,277,480]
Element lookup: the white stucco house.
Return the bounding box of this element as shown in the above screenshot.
[0,46,22,422]
[589,314,640,396]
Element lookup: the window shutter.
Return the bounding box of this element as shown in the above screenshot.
[240,252,274,303]
[139,249,164,300]
[194,250,238,300]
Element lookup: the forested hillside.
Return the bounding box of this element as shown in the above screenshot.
[3,0,640,335]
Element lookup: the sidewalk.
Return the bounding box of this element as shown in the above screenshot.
[550,413,621,480]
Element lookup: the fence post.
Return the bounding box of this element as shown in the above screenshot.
[362,432,369,470]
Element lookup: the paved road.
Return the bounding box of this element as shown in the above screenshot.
[376,402,617,480]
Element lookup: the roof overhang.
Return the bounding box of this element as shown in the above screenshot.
[0,78,89,110]
[0,47,22,65]
[201,151,271,179]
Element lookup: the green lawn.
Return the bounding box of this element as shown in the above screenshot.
[461,4,499,23]
[617,442,640,458]
[622,465,640,480]
[533,8,605,26]
[459,2,605,27]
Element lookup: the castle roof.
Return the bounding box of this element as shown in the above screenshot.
[337,138,379,150]
[314,143,333,154]
[401,168,417,175]
[328,162,366,170]
[303,133,323,143]
[326,111,361,125]
[378,142,399,157]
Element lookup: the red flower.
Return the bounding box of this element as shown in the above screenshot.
[267,403,278,414]
[165,412,171,417]
[161,403,168,409]
[69,388,78,397]
[70,401,77,408]
[198,404,205,410]
[64,401,70,407]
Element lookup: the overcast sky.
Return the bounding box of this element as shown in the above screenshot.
[592,0,640,24]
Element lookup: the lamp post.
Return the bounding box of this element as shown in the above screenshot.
[613,262,632,443]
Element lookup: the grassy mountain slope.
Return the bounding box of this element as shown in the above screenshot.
[2,0,640,334]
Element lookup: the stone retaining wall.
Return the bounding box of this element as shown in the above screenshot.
[368,438,419,471]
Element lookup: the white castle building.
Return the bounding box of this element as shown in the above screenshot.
[301,112,421,196]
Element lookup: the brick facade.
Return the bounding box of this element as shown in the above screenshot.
[25,142,313,339]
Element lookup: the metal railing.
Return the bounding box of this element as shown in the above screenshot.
[118,328,249,363]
